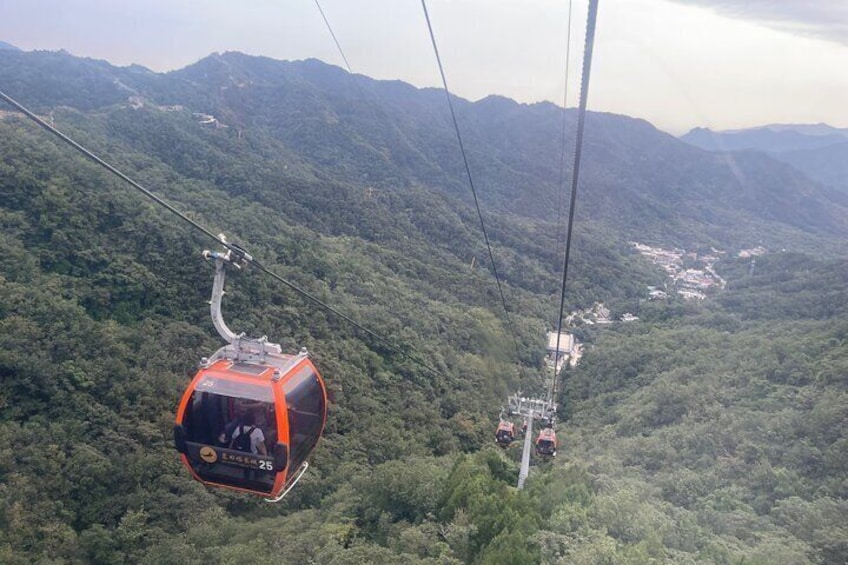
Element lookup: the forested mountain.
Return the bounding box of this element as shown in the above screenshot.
[1,49,846,563]
[771,142,848,194]
[681,124,848,194]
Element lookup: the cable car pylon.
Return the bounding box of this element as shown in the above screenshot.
[500,329,580,488]
[505,394,556,489]
[518,415,533,489]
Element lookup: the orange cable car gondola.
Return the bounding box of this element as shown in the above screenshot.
[535,426,557,457]
[174,240,327,502]
[495,420,515,447]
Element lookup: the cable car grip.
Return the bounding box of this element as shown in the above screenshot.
[202,235,284,364]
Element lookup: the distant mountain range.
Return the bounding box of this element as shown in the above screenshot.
[2,48,847,254]
[0,40,20,51]
[683,123,848,152]
[681,124,848,193]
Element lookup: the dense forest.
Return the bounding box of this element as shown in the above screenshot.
[1,50,846,564]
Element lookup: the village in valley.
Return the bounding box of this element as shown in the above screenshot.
[630,241,767,301]
[559,242,767,341]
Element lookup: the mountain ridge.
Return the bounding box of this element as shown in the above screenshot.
[2,48,847,253]
[681,124,848,152]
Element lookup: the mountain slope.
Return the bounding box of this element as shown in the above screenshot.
[3,49,848,254]
[777,141,848,193]
[559,252,848,563]
[167,53,848,247]
[681,124,848,194]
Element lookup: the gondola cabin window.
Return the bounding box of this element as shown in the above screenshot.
[283,364,326,473]
[178,373,279,494]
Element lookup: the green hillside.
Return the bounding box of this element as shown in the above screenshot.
[1,51,846,564]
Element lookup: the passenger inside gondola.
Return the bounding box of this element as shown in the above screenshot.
[181,388,278,493]
[218,399,272,445]
[230,411,268,455]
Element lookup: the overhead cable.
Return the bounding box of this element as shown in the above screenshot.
[314,0,355,75]
[554,0,575,262]
[420,0,520,354]
[551,0,600,405]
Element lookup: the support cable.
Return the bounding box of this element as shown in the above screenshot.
[314,0,354,75]
[554,0,575,262]
[551,0,600,406]
[420,0,520,354]
[0,89,441,377]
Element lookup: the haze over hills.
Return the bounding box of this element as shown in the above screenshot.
[682,124,848,153]
[1,47,847,563]
[2,48,848,255]
[681,124,848,194]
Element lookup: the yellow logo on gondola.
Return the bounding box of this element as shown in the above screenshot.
[200,446,218,463]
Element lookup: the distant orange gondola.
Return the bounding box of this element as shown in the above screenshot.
[174,242,327,502]
[495,420,515,447]
[535,427,557,457]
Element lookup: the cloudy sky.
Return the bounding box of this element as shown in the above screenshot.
[1,0,846,134]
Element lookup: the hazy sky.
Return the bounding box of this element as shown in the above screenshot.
[1,0,846,134]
